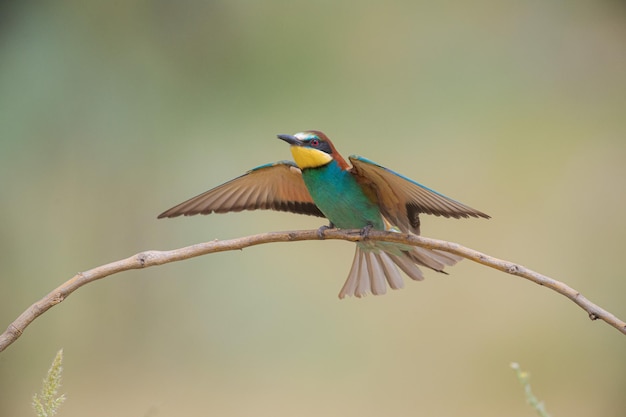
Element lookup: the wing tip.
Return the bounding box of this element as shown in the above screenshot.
[462,210,491,220]
[157,208,219,219]
[157,210,179,219]
[420,208,491,220]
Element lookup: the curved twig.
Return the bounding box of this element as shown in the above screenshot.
[1,229,624,353]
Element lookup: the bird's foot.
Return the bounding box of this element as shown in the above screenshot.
[360,224,374,240]
[317,222,335,239]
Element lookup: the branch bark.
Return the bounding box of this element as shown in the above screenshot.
[1,229,624,353]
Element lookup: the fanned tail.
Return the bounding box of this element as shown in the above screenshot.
[338,245,462,299]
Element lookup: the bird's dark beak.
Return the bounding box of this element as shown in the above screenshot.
[277,134,303,146]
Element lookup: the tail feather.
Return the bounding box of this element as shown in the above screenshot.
[422,248,462,267]
[366,252,387,296]
[388,252,425,281]
[339,249,362,298]
[404,247,450,272]
[338,244,462,299]
[375,252,404,290]
[355,251,371,297]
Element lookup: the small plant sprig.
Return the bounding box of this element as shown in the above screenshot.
[511,362,551,417]
[32,349,66,417]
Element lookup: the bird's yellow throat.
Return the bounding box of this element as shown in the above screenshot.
[290,146,333,169]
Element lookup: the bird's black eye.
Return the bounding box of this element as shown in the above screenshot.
[310,139,320,147]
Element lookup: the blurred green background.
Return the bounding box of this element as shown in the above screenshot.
[1,1,625,416]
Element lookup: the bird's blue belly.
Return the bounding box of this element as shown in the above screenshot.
[302,163,384,230]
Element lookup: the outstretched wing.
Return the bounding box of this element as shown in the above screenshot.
[158,161,324,219]
[349,156,489,233]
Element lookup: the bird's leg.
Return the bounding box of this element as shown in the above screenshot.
[360,223,374,240]
[317,222,335,239]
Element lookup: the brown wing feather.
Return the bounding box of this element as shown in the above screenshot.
[158,161,324,219]
[349,156,489,233]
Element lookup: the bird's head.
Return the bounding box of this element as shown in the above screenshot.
[277,131,349,170]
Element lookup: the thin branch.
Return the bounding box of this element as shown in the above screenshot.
[1,229,624,353]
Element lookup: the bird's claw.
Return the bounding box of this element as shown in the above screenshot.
[317,222,335,239]
[360,224,373,240]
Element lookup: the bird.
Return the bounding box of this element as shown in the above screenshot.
[158,130,489,298]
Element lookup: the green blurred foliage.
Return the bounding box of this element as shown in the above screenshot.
[1,1,625,416]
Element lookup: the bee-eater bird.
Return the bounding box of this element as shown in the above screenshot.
[158,131,489,298]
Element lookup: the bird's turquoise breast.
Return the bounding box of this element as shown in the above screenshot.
[301,161,384,230]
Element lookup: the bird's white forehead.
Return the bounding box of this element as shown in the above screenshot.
[294,132,318,141]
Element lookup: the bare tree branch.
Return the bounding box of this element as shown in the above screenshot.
[1,229,624,353]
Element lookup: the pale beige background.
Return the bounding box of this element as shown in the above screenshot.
[1,1,625,416]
